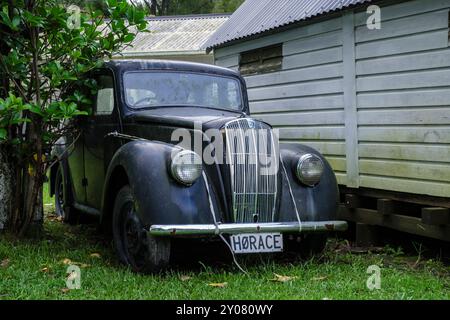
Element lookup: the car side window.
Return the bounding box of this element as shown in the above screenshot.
[95,75,115,116]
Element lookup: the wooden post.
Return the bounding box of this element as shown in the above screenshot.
[345,194,362,209]
[342,11,360,188]
[377,199,395,216]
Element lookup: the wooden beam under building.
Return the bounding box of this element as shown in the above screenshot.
[421,207,450,226]
[339,205,450,242]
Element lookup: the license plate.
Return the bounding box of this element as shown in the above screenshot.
[230,233,283,254]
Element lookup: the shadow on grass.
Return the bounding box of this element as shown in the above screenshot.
[31,213,331,275]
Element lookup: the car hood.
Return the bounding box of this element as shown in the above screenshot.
[124,106,246,130]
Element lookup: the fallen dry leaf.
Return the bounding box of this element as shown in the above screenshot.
[90,253,101,258]
[208,282,228,288]
[41,267,50,273]
[312,276,328,281]
[61,258,85,266]
[1,259,10,268]
[61,288,70,294]
[180,275,192,282]
[270,273,298,283]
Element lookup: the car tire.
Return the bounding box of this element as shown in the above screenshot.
[112,185,170,273]
[54,165,79,224]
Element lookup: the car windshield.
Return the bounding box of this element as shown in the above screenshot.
[124,71,243,111]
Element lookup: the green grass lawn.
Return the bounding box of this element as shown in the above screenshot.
[0,184,449,300]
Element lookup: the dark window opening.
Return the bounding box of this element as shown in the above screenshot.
[239,44,282,76]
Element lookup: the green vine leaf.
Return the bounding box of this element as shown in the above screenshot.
[0,128,6,140]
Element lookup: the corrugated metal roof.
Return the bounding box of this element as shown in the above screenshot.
[205,0,373,49]
[123,14,230,55]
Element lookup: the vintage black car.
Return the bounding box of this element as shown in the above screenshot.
[50,60,347,272]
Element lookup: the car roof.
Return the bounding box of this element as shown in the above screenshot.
[106,59,240,78]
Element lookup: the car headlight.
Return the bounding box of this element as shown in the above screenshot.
[295,153,324,187]
[170,150,202,186]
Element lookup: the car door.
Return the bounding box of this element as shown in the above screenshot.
[66,128,86,205]
[83,72,120,210]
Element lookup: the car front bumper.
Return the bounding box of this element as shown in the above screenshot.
[149,220,348,236]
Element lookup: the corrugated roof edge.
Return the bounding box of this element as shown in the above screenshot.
[145,13,231,21]
[103,13,230,24]
[205,0,373,51]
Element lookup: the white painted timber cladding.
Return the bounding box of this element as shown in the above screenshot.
[354,0,450,198]
[214,0,450,198]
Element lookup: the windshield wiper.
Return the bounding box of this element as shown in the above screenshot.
[130,104,245,114]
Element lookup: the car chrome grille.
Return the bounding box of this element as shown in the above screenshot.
[224,118,279,223]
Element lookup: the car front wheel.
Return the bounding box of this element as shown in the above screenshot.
[112,185,170,273]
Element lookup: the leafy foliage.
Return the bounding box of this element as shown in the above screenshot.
[212,0,245,13]
[0,93,32,140]
[0,0,146,139]
[0,0,147,234]
[128,0,244,16]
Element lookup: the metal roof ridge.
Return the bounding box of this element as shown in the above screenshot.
[144,13,231,21]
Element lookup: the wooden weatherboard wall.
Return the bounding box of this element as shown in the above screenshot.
[214,0,450,198]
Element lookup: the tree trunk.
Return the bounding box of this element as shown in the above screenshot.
[0,143,43,236]
[0,144,15,232]
[0,6,44,237]
[24,185,43,238]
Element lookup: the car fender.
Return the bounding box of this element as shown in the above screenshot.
[278,143,339,222]
[49,136,73,202]
[101,140,219,229]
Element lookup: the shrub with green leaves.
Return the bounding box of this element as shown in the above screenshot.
[0,0,147,234]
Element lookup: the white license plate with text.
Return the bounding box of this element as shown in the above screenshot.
[230,233,283,254]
